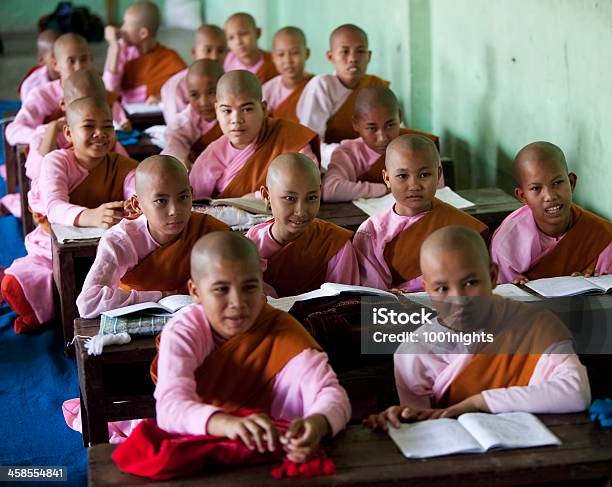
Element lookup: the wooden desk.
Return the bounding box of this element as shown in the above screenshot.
[126,111,165,131]
[319,202,368,232]
[89,413,612,486]
[51,228,99,350]
[74,318,156,446]
[1,112,18,195]
[124,134,161,161]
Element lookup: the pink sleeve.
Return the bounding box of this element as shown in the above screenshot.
[102,41,129,93]
[322,147,387,202]
[482,341,591,414]
[160,73,188,126]
[111,102,129,126]
[76,229,163,318]
[326,241,360,285]
[490,229,522,284]
[595,242,612,275]
[272,349,351,436]
[162,119,198,163]
[5,92,47,145]
[40,152,88,225]
[154,312,222,435]
[297,142,320,167]
[393,353,435,409]
[353,226,392,289]
[189,147,225,198]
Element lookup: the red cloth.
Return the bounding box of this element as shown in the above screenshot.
[0,274,41,333]
[112,410,335,481]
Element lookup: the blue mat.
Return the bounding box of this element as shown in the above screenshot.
[1,100,87,486]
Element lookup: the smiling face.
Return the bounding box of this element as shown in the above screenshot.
[193,28,227,62]
[353,105,401,155]
[514,156,576,238]
[271,29,309,84]
[224,16,260,64]
[215,91,265,149]
[187,73,217,121]
[383,141,440,217]
[64,100,115,167]
[327,27,371,89]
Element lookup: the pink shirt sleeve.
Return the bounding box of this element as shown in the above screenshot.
[162,109,201,163]
[160,69,188,125]
[103,40,131,93]
[322,146,387,202]
[76,219,163,318]
[154,307,222,435]
[19,65,49,101]
[353,223,392,289]
[6,89,51,145]
[271,349,351,436]
[111,101,129,127]
[595,242,612,275]
[326,240,361,285]
[189,144,226,198]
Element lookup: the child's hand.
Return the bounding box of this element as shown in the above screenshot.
[119,119,132,132]
[280,414,330,463]
[105,26,121,45]
[145,95,161,105]
[512,274,529,285]
[427,393,489,419]
[363,406,434,431]
[571,268,598,278]
[221,413,279,453]
[77,201,125,228]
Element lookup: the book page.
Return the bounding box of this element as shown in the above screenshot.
[584,274,612,293]
[157,294,193,313]
[525,276,600,297]
[493,283,540,301]
[101,301,168,318]
[212,197,271,215]
[123,102,163,115]
[388,418,483,458]
[320,283,398,299]
[266,288,339,312]
[51,224,105,243]
[458,412,561,451]
[434,186,475,209]
[353,193,394,216]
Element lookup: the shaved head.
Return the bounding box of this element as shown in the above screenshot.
[513,141,569,185]
[354,86,400,120]
[187,59,224,83]
[421,225,490,272]
[135,155,188,196]
[65,96,110,126]
[273,26,307,47]
[196,24,225,42]
[62,69,106,105]
[37,30,59,53]
[191,231,261,281]
[225,12,257,30]
[266,153,320,188]
[53,33,88,58]
[216,70,262,101]
[126,1,161,35]
[330,24,368,48]
[386,134,440,170]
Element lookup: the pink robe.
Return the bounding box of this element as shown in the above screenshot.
[19,65,53,101]
[223,50,265,75]
[189,134,318,199]
[353,204,427,291]
[394,318,591,413]
[155,304,351,436]
[261,74,313,113]
[76,215,165,318]
[4,149,135,324]
[103,40,147,103]
[160,68,188,125]
[490,205,612,284]
[6,79,129,146]
[246,220,360,298]
[162,105,218,163]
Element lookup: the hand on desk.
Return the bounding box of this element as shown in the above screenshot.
[208,411,279,454]
[145,95,161,105]
[280,414,330,463]
[571,268,600,278]
[512,274,530,285]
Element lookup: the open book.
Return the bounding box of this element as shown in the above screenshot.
[267,283,397,312]
[193,197,271,215]
[525,274,612,297]
[388,412,561,459]
[51,223,105,243]
[101,294,193,319]
[123,102,163,115]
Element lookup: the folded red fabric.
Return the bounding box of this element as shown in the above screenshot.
[112,410,336,480]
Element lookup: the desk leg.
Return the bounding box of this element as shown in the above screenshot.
[80,353,109,445]
[52,247,77,351]
[5,149,18,195]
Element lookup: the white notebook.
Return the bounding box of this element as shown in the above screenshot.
[123,102,163,115]
[388,412,561,459]
[525,275,612,297]
[51,223,105,243]
[101,294,193,318]
[493,283,540,300]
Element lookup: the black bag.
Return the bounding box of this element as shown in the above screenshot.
[38,2,105,42]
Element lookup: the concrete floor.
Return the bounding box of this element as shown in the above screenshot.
[0,28,194,100]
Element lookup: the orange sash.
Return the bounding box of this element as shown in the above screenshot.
[121,44,186,97]
[218,117,319,198]
[263,218,353,297]
[255,51,279,84]
[358,128,440,184]
[119,212,229,293]
[189,122,223,163]
[443,297,572,406]
[269,74,314,123]
[383,199,488,285]
[324,75,390,144]
[525,204,612,280]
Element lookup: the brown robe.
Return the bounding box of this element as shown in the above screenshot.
[263,218,353,297]
[254,50,279,85]
[358,128,441,184]
[525,204,612,280]
[383,199,488,286]
[269,74,315,124]
[324,75,390,144]
[119,212,229,294]
[188,122,223,164]
[121,43,186,98]
[218,117,320,198]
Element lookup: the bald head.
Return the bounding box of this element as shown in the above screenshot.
[330,24,368,48]
[63,69,106,105]
[225,12,257,29]
[274,26,307,47]
[37,30,59,54]
[191,231,261,281]
[386,134,440,169]
[135,155,188,196]
[266,153,321,188]
[512,141,569,185]
[53,33,88,58]
[354,86,400,120]
[420,226,491,273]
[216,70,262,101]
[65,96,111,127]
[126,1,160,35]
[187,59,224,83]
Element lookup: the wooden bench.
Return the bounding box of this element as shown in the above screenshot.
[89,413,612,486]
